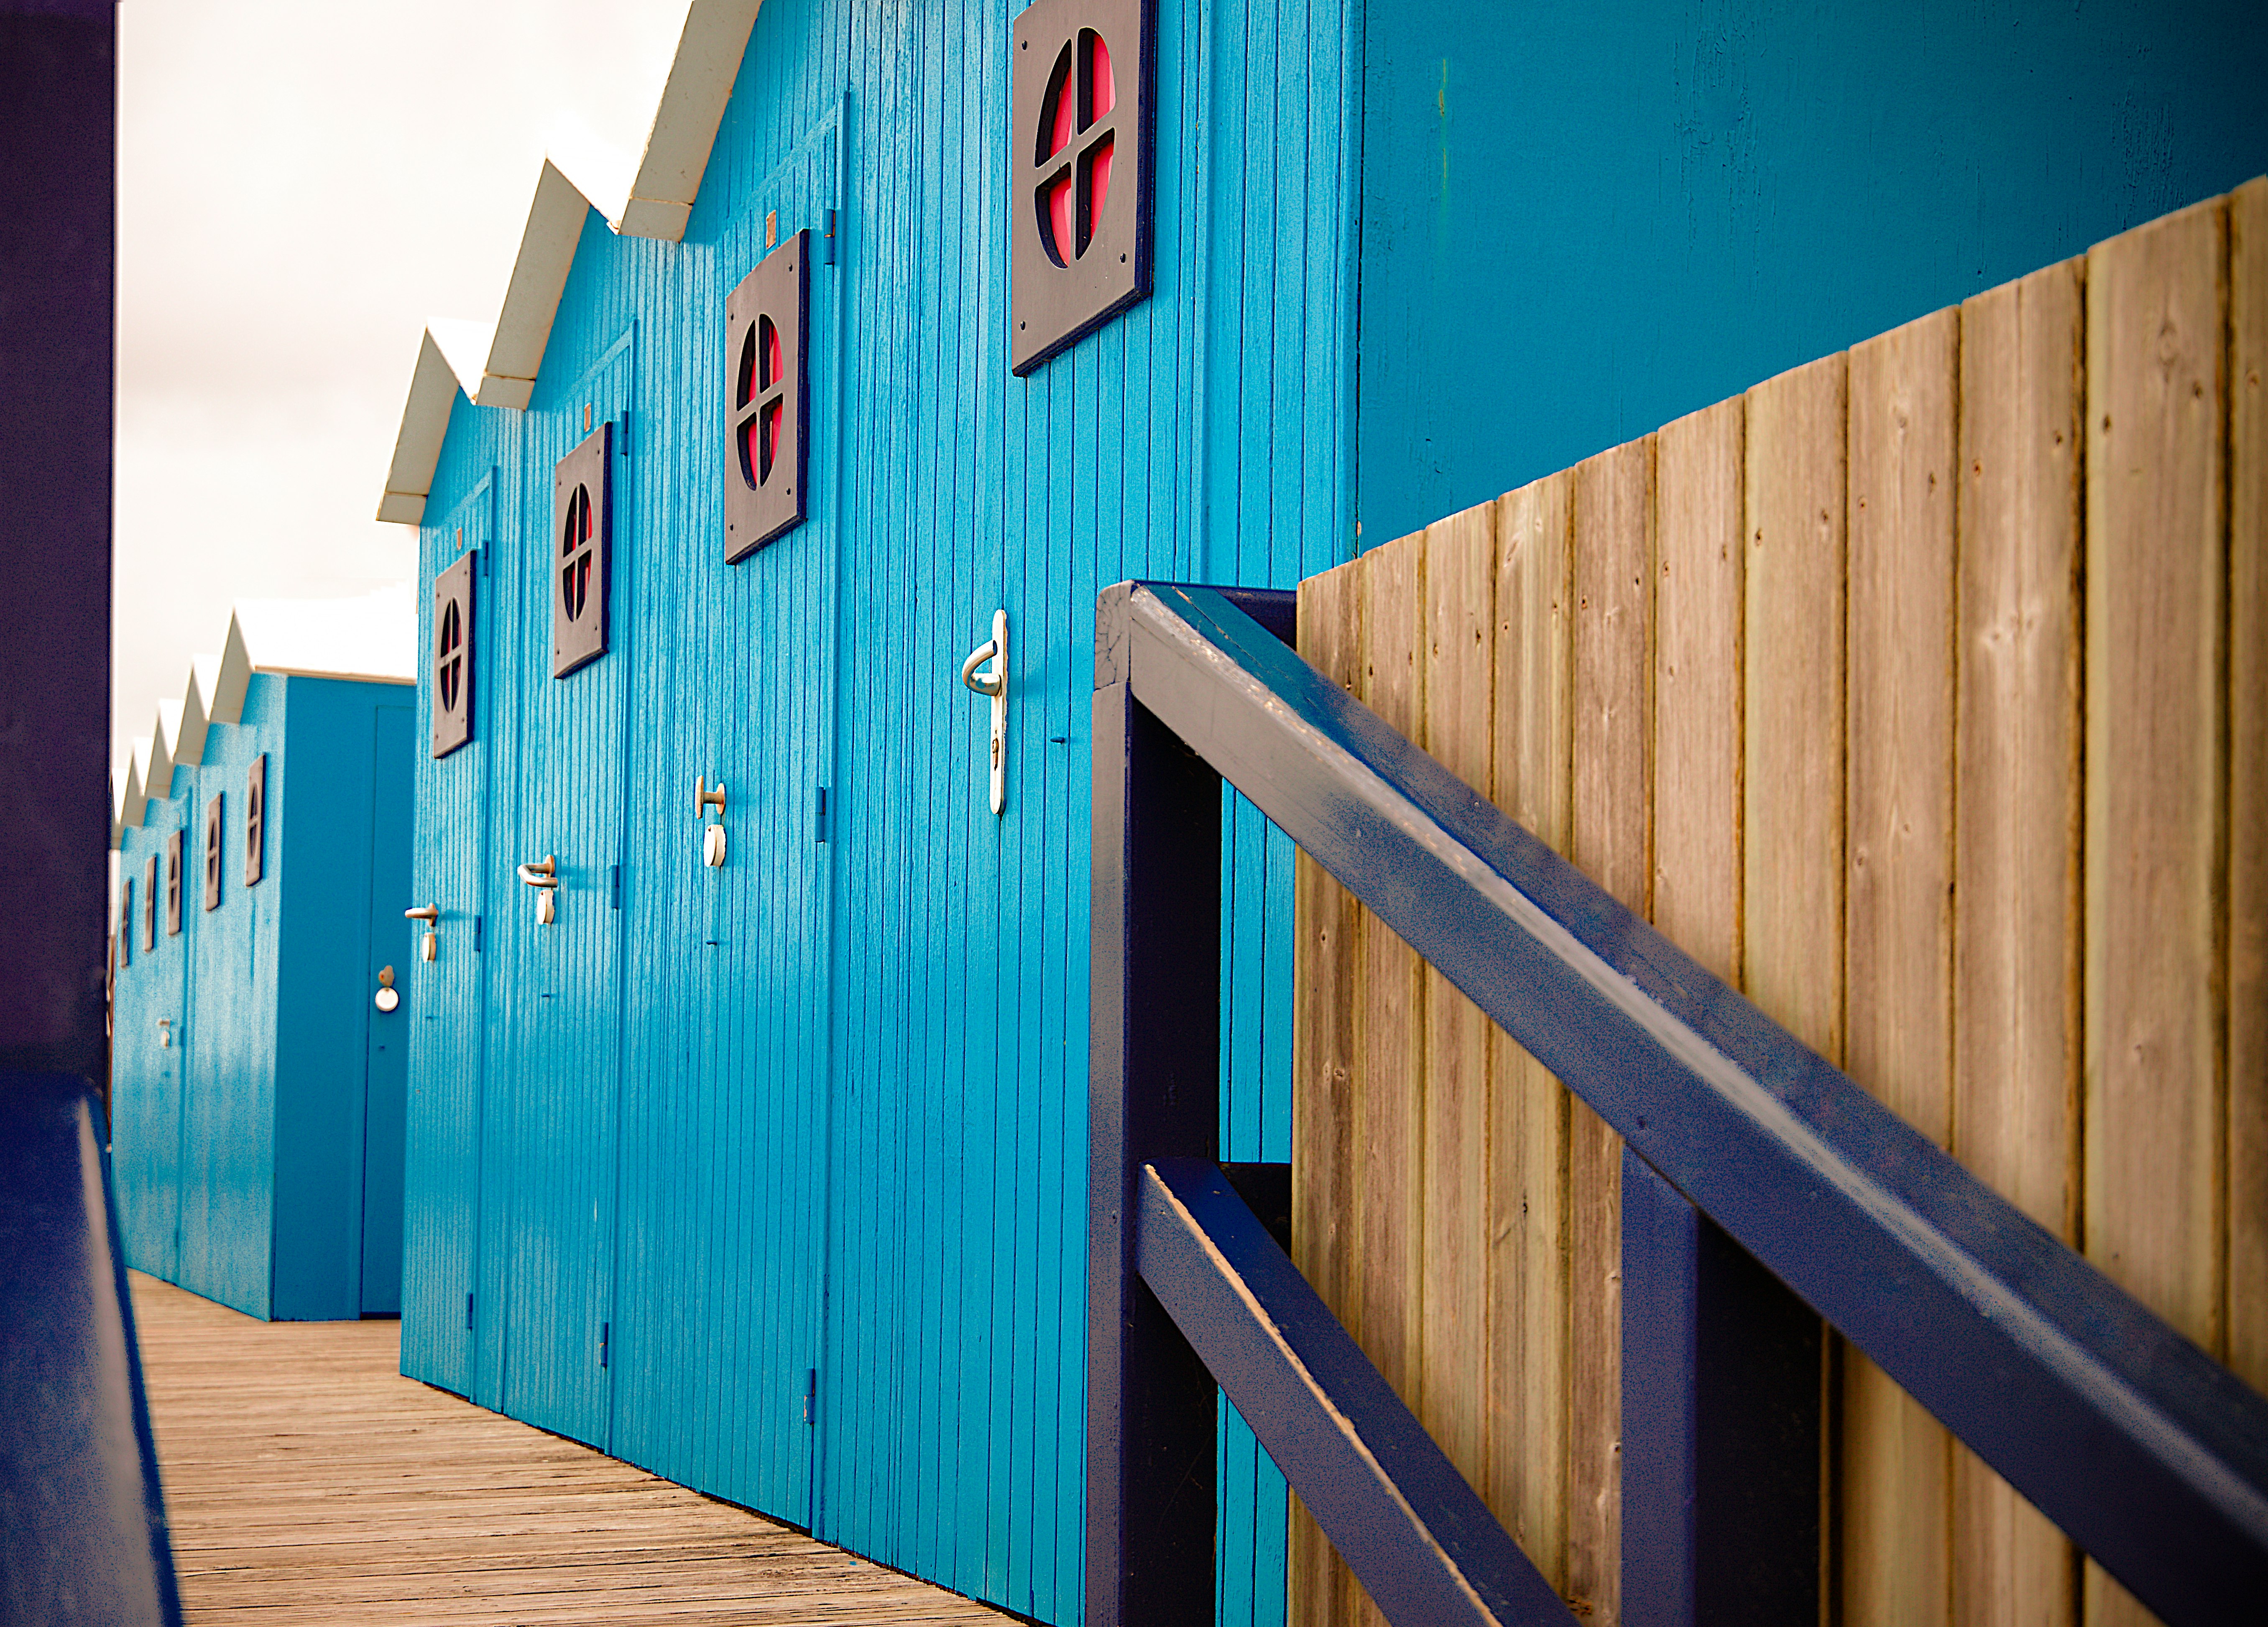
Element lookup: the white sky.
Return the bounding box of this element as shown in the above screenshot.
[113,0,690,782]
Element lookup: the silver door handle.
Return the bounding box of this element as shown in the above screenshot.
[516,857,558,888]
[960,609,1008,816]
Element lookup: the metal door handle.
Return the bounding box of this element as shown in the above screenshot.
[517,857,558,926]
[405,905,439,961]
[960,609,1009,816]
[404,905,439,920]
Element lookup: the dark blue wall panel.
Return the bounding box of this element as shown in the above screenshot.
[1355,0,2268,543]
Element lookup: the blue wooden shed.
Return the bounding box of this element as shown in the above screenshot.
[375,2,2266,1622]
[110,594,416,1323]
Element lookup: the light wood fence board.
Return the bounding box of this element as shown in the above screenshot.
[1567,440,1654,1627]
[1356,523,1428,1420]
[1653,398,1745,988]
[1843,306,1961,1627]
[1486,472,1574,1591]
[1286,180,2268,1627]
[1291,561,1366,1627]
[2229,176,2268,1399]
[1419,501,1497,1493]
[2082,193,2230,1627]
[1742,349,1848,1618]
[1951,256,2086,1627]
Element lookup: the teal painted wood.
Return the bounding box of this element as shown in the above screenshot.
[1354,0,2268,545]
[106,672,413,1324]
[486,331,635,1451]
[111,803,185,1285]
[402,476,497,1396]
[360,704,415,1315]
[176,675,280,1319]
[609,107,841,1526]
[401,2,1354,1622]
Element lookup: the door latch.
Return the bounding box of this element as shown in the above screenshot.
[960,609,1009,816]
[695,777,728,867]
[517,855,559,925]
[405,904,439,961]
[374,965,400,1013]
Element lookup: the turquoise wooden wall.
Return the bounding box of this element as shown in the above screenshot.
[109,673,415,1324]
[1355,0,2268,543]
[403,0,1350,1621]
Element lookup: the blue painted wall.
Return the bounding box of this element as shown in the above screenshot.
[404,2,1348,1621]
[398,1,2261,1623]
[1356,0,2268,543]
[108,672,415,1323]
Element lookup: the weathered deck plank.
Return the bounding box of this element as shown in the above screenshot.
[130,1273,1013,1626]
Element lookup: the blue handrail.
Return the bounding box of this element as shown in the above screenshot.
[0,1073,183,1627]
[1088,580,2268,1627]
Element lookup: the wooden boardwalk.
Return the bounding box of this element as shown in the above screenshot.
[129,1273,1015,1625]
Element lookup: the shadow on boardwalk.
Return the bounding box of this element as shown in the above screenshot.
[129,1273,1017,1625]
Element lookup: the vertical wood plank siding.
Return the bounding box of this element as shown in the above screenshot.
[2082,196,2229,1627]
[403,2,1353,1623]
[1292,184,2268,1627]
[1842,309,1958,1627]
[1951,258,2086,1627]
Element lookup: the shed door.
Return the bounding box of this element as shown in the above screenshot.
[491,339,636,1453]
[115,841,186,1284]
[359,703,414,1315]
[610,107,845,1530]
[403,482,495,1397]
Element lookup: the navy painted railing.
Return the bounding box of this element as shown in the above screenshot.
[1088,580,2268,1627]
[0,1074,183,1626]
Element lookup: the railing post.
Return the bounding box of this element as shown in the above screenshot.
[1621,1148,1821,1627]
[1088,583,1225,1626]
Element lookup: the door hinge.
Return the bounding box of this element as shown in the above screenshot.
[600,1321,610,1369]
[815,785,830,844]
[803,1367,817,1425]
[473,914,484,952]
[610,864,621,910]
[617,409,631,457]
[465,1291,474,1330]
[822,206,837,266]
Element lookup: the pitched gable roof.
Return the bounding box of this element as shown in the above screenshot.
[376,0,764,524]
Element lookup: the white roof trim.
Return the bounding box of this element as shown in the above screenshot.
[378,329,475,525]
[376,2,762,521]
[113,754,144,847]
[620,0,764,242]
[209,616,253,727]
[174,664,212,767]
[475,160,600,411]
[142,716,175,821]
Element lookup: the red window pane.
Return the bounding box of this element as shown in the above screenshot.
[1047,173,1075,266]
[759,316,781,390]
[736,325,757,409]
[1084,135,1114,250]
[1088,31,1114,122]
[753,410,780,487]
[1045,41,1076,159]
[761,398,783,482]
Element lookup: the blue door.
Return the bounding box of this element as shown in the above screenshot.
[116,838,186,1285]
[612,104,844,1528]
[491,338,636,1451]
[404,480,497,1393]
[359,703,414,1316]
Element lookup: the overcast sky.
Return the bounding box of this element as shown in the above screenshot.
[113,0,690,779]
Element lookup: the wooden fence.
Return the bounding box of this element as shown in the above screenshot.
[1290,178,2267,1627]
